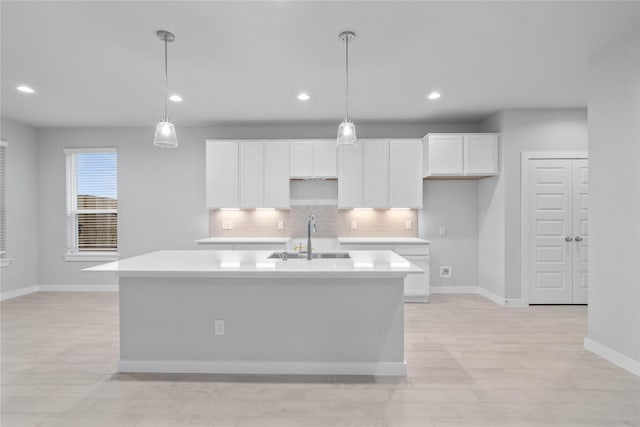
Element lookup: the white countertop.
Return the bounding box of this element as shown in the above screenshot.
[85,250,423,278]
[338,237,430,244]
[196,237,291,244]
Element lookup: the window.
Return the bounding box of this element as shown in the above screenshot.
[64,148,118,261]
[0,140,7,266]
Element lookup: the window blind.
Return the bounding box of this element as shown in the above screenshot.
[64,148,118,254]
[0,140,7,257]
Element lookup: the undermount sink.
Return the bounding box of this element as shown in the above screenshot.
[267,252,351,260]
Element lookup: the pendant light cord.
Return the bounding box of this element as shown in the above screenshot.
[163,35,169,122]
[344,35,349,122]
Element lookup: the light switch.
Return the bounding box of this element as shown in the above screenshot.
[438,226,446,236]
[277,220,284,230]
[350,220,357,230]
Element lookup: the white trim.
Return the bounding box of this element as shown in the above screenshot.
[64,253,119,262]
[504,299,528,308]
[584,337,640,377]
[431,286,478,294]
[118,359,407,376]
[404,292,429,303]
[476,287,506,306]
[0,257,13,268]
[0,285,38,301]
[520,151,588,306]
[289,198,338,206]
[63,147,117,154]
[38,284,119,292]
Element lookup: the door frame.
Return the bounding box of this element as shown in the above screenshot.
[520,151,588,305]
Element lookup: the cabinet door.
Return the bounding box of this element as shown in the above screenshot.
[424,134,464,176]
[363,140,389,208]
[289,141,313,178]
[389,140,423,208]
[463,134,499,175]
[239,141,264,208]
[206,140,238,208]
[265,142,290,208]
[337,143,362,208]
[314,140,337,178]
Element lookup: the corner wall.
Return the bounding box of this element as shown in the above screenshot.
[0,118,38,297]
[587,31,640,373]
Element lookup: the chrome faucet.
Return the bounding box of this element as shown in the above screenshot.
[306,214,317,260]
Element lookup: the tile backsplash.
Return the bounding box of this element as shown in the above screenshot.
[210,206,418,238]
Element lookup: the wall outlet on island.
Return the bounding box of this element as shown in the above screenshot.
[214,319,225,335]
[277,220,284,230]
[440,266,452,278]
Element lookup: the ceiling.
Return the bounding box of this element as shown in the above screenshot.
[2,1,639,128]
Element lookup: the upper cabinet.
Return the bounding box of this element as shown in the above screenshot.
[290,140,337,179]
[423,133,499,178]
[338,139,423,209]
[206,140,290,209]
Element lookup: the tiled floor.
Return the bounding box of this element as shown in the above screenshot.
[1,292,639,426]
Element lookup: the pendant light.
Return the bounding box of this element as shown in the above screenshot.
[153,30,178,148]
[337,31,357,145]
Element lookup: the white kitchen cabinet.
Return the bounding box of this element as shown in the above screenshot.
[206,140,290,209]
[265,141,290,208]
[389,139,423,208]
[338,139,423,208]
[338,238,430,302]
[337,143,363,208]
[423,133,499,178]
[239,142,264,208]
[290,140,337,179]
[206,140,238,208]
[363,139,389,208]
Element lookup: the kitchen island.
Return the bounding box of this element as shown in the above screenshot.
[86,250,422,376]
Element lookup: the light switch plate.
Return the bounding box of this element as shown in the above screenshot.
[405,220,412,230]
[350,220,357,230]
[228,221,233,230]
[214,319,225,335]
[438,226,446,236]
[222,220,228,230]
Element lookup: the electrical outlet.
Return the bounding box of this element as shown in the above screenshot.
[438,226,446,236]
[350,220,357,230]
[214,319,225,335]
[277,220,284,230]
[405,220,412,230]
[440,266,452,278]
[222,220,228,230]
[228,221,233,230]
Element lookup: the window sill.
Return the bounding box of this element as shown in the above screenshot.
[0,258,13,268]
[64,253,119,262]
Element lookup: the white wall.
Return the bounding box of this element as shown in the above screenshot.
[421,180,478,289]
[587,31,640,368]
[36,122,477,286]
[477,109,588,301]
[0,118,39,296]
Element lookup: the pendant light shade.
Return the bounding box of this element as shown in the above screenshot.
[154,30,178,148]
[337,31,357,146]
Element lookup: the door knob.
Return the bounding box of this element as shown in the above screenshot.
[565,236,573,242]
[575,236,583,242]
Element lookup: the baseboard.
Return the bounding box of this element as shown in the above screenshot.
[504,298,528,307]
[37,284,119,292]
[404,291,429,303]
[0,285,38,301]
[476,287,506,306]
[584,337,640,377]
[118,359,407,376]
[430,286,478,294]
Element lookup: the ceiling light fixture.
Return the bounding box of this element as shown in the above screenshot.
[169,94,182,102]
[337,31,357,145]
[428,91,441,100]
[153,30,178,148]
[297,93,310,101]
[16,85,35,94]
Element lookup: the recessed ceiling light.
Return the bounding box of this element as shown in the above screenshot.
[169,94,182,102]
[16,85,35,94]
[427,91,441,100]
[297,93,310,101]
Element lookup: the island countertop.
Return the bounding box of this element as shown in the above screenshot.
[85,250,423,279]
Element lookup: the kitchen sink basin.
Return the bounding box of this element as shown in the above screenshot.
[267,252,351,260]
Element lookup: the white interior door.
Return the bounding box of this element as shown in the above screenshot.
[572,159,589,304]
[528,158,588,304]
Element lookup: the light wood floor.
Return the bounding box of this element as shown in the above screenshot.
[1,292,639,427]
